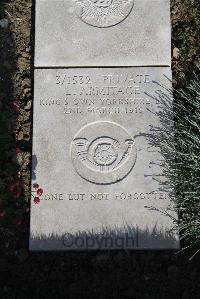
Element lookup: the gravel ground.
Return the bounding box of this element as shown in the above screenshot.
[0,1,200,298]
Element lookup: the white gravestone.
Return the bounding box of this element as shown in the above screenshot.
[30,0,179,250]
[35,0,171,67]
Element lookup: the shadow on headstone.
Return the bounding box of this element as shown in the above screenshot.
[30,224,179,251]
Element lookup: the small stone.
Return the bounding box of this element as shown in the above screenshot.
[173,47,180,59]
[17,131,24,141]
[194,59,200,69]
[0,18,8,29]
[21,52,30,59]
[22,78,31,88]
[18,57,29,72]
[24,100,32,110]
[23,88,31,98]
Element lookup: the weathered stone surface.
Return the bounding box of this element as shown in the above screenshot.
[30,67,179,250]
[34,0,171,67]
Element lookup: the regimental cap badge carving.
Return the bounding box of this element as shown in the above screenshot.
[75,0,134,28]
[93,0,113,8]
[71,121,137,184]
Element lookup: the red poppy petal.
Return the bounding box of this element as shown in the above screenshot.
[37,188,43,196]
[33,183,39,189]
[33,197,40,204]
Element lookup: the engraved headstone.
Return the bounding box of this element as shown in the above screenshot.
[35,0,171,67]
[30,0,179,250]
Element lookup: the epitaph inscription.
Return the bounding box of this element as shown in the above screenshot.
[75,0,134,28]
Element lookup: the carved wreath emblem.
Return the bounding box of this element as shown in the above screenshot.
[75,0,134,28]
[71,121,137,184]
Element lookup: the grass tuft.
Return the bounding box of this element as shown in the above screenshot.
[152,72,200,256]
